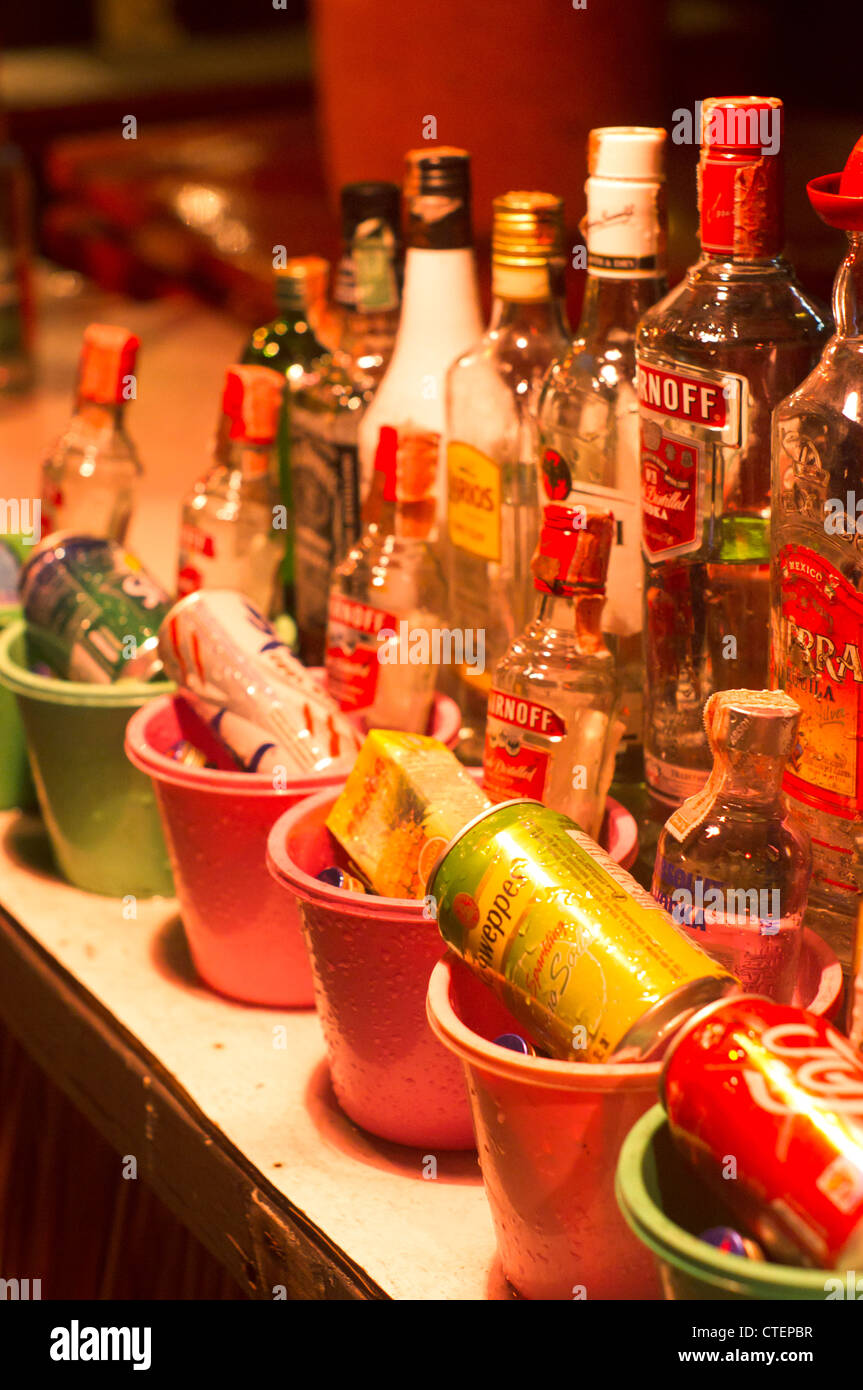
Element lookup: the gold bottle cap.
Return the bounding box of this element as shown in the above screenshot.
[492,190,565,267]
[274,255,329,309]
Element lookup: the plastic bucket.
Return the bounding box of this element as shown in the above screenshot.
[616,1104,843,1299]
[0,620,174,897]
[426,930,842,1300]
[0,607,35,810]
[266,785,640,1149]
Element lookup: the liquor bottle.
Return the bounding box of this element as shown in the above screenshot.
[241,256,331,613]
[326,423,446,733]
[637,97,828,810]
[484,506,622,840]
[40,324,142,542]
[771,132,863,968]
[290,185,403,665]
[177,365,285,616]
[652,689,810,1003]
[539,126,668,784]
[357,147,483,535]
[446,191,570,763]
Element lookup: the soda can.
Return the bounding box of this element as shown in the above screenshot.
[20,531,171,682]
[427,800,739,1062]
[158,589,361,776]
[660,995,863,1269]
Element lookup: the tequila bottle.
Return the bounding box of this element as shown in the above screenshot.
[40,324,141,542]
[484,506,622,840]
[446,191,570,763]
[177,365,285,617]
[637,97,827,809]
[652,689,810,1003]
[771,132,863,968]
[539,126,667,783]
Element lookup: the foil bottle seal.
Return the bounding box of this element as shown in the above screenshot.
[78,324,140,405]
[404,146,472,250]
[491,190,565,301]
[335,180,401,312]
[697,96,784,257]
[531,505,614,596]
[221,365,284,444]
[274,255,330,313]
[665,688,801,844]
[582,126,667,278]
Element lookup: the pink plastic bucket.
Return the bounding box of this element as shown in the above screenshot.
[426,930,842,1300]
[265,784,640,1148]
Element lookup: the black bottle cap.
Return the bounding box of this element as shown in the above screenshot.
[404,147,472,249]
[340,181,402,243]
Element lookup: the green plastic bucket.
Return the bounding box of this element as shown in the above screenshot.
[0,620,174,897]
[0,606,35,809]
[616,1104,841,1300]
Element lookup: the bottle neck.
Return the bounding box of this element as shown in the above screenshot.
[396,246,482,344]
[833,232,863,339]
[488,273,569,336]
[224,435,276,482]
[709,753,786,810]
[536,588,607,651]
[577,272,667,341]
[73,398,125,431]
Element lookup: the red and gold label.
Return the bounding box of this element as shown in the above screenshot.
[482,689,566,802]
[776,544,863,818]
[325,593,397,713]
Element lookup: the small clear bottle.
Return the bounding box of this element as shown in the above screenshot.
[177,365,285,617]
[484,506,622,840]
[326,424,446,732]
[652,689,811,1003]
[40,324,142,542]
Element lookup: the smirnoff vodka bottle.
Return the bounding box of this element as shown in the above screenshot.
[357,148,483,535]
[636,96,827,809]
[177,365,285,616]
[771,133,863,967]
[539,126,667,783]
[652,689,810,1002]
[484,506,622,840]
[40,323,142,542]
[446,191,570,763]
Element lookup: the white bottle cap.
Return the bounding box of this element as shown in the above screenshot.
[588,126,667,182]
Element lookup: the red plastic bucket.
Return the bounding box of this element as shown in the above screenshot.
[426,930,842,1299]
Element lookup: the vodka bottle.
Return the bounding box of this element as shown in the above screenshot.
[484,506,622,840]
[326,424,445,733]
[771,132,863,968]
[636,96,828,809]
[446,191,570,763]
[40,324,141,542]
[357,147,483,536]
[652,689,810,1003]
[539,126,668,783]
[177,365,285,616]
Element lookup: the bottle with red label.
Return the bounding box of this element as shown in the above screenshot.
[177,365,285,618]
[325,424,446,733]
[636,96,828,810]
[40,323,142,543]
[771,132,863,969]
[483,505,622,839]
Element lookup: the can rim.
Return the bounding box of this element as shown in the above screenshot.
[424,797,544,898]
[0,619,174,706]
[658,991,770,1108]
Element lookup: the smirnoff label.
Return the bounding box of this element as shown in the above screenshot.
[637,354,748,560]
[482,689,566,802]
[776,544,863,817]
[326,593,397,712]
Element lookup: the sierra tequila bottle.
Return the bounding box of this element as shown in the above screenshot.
[637,96,827,808]
[771,132,863,968]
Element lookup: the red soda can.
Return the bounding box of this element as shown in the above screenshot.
[660,995,863,1269]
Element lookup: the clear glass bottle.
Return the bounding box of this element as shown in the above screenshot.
[446,191,570,763]
[177,365,285,617]
[357,147,483,538]
[539,126,667,784]
[652,689,811,1003]
[770,132,863,969]
[40,324,142,542]
[636,96,828,810]
[326,423,446,732]
[241,255,330,614]
[290,184,403,666]
[484,506,622,840]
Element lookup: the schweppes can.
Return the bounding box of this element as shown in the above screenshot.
[427,800,739,1062]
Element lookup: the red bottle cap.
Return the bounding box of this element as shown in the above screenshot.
[78,324,140,404]
[221,365,284,444]
[697,96,783,257]
[374,425,398,503]
[808,133,863,231]
[531,505,614,596]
